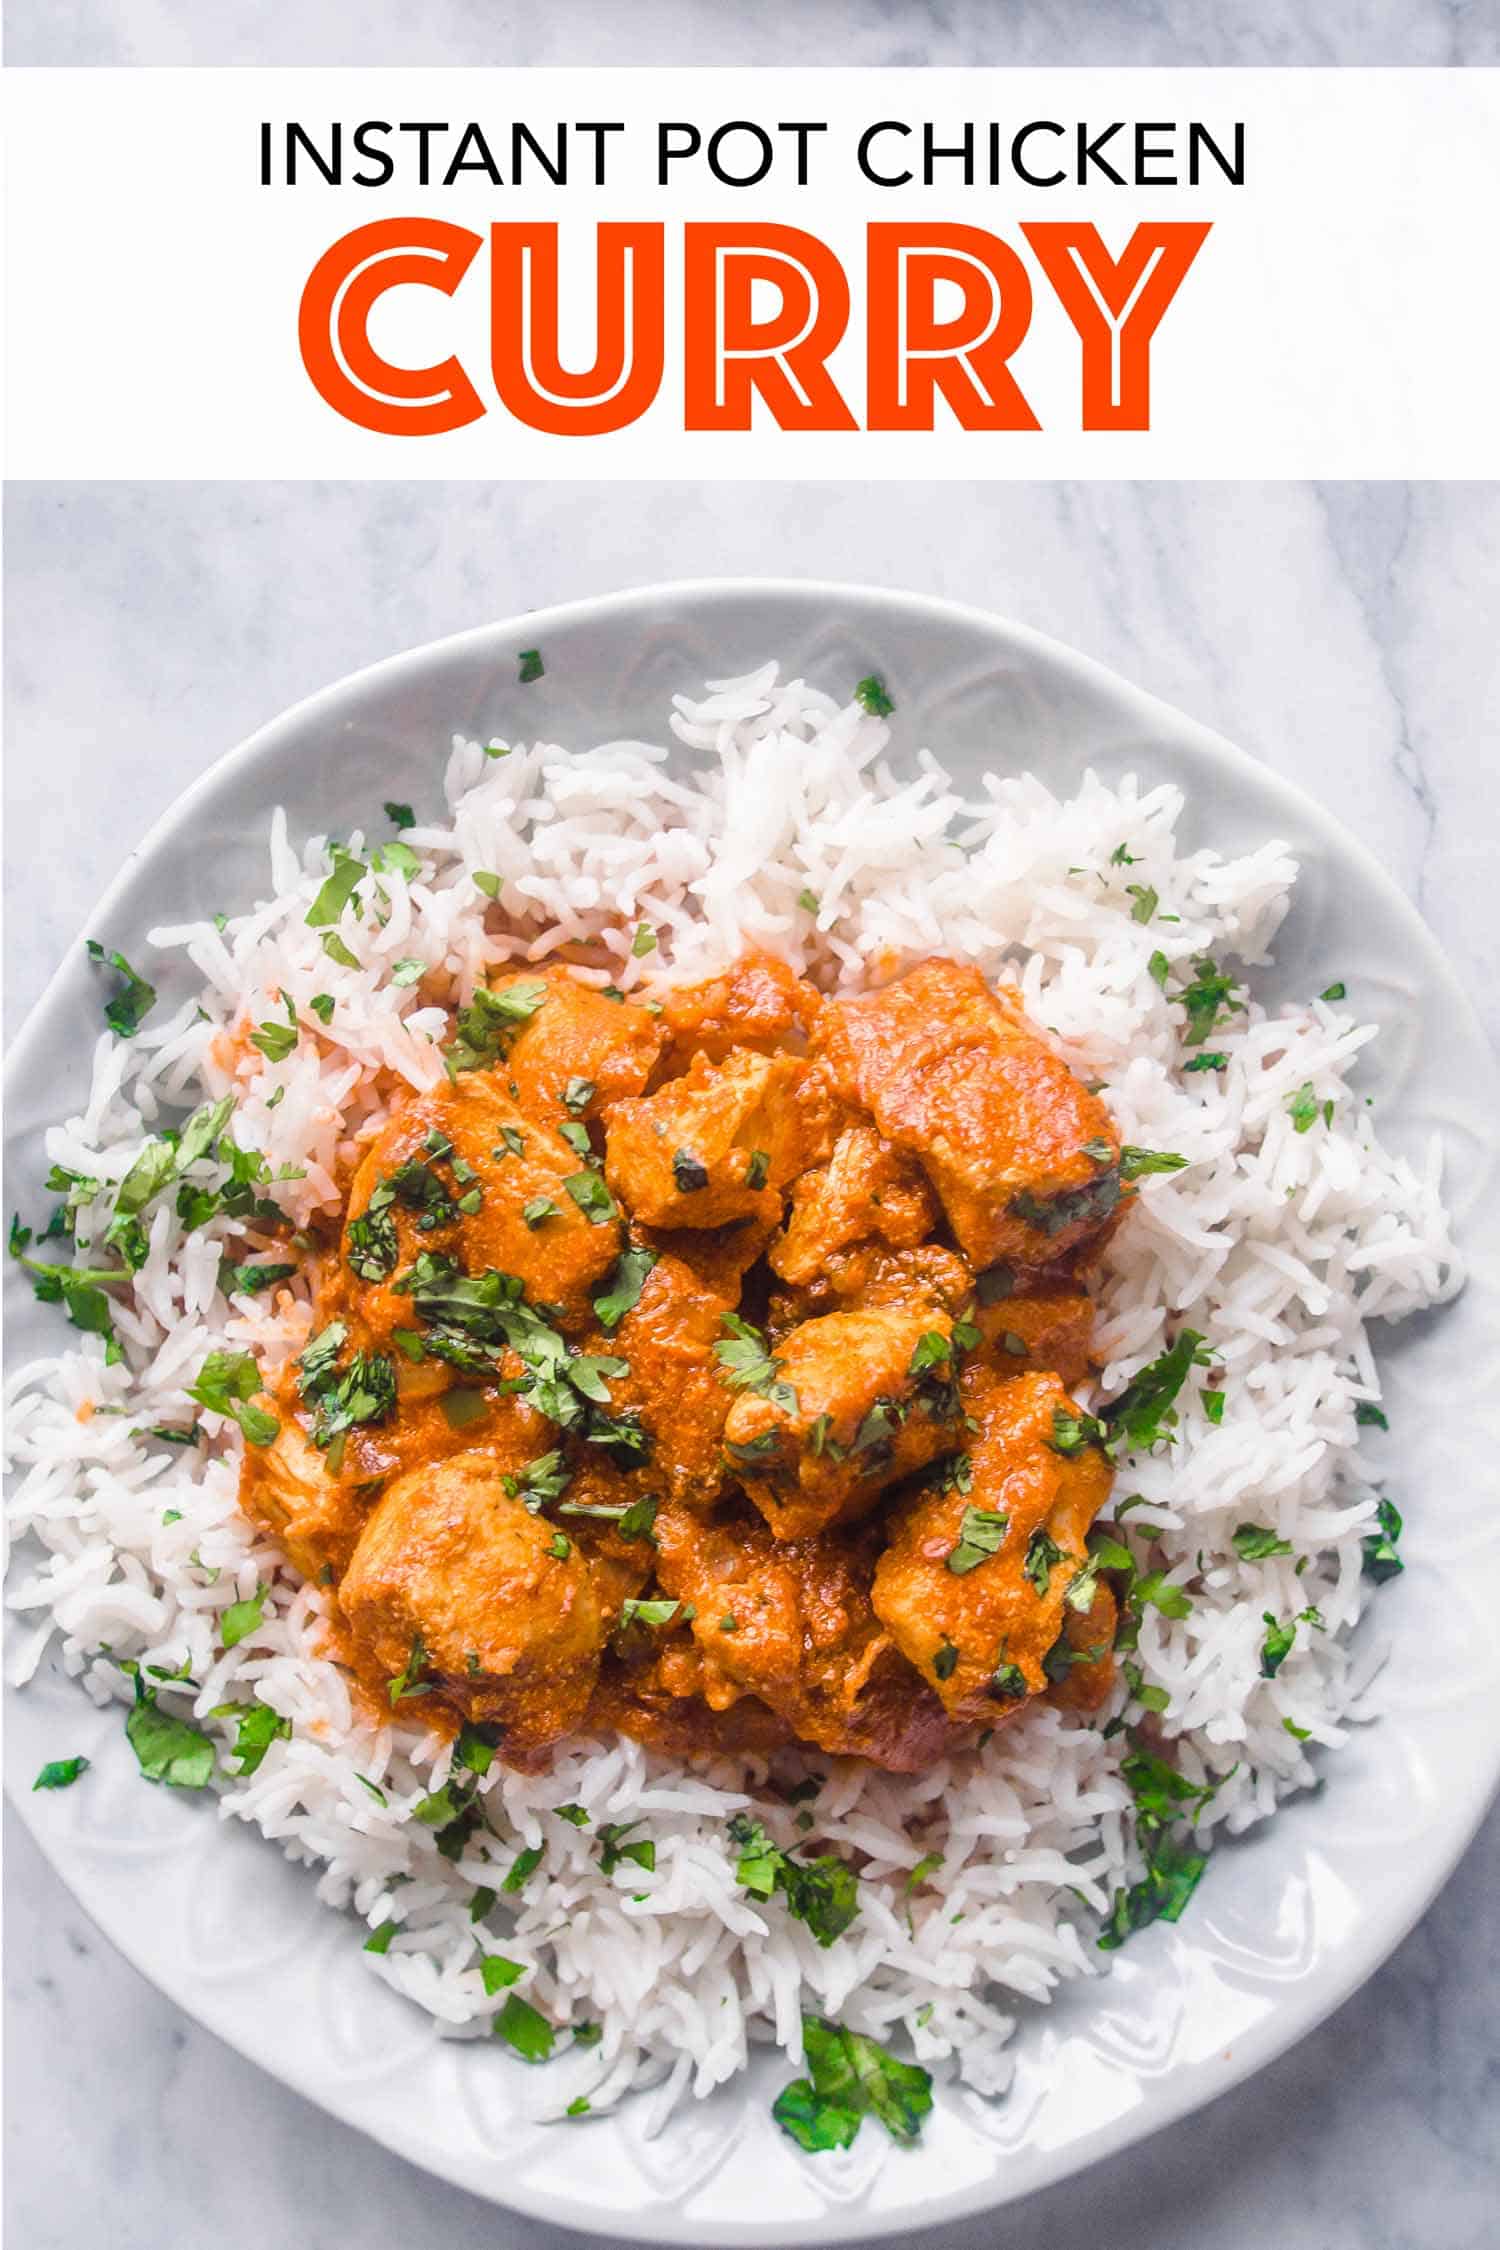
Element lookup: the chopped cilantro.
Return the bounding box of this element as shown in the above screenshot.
[598,1820,656,1876]
[1355,1401,1389,1430]
[1183,1050,1229,1073]
[1233,1523,1292,1561]
[1287,1082,1320,1133]
[1097,1831,1208,1950]
[521,1195,559,1229]
[364,1919,396,1954]
[773,2016,931,2154]
[494,1993,554,2061]
[224,1261,297,1297]
[562,1171,616,1225]
[384,801,415,829]
[219,1584,268,1648]
[1118,1145,1188,1181]
[119,1667,215,1789]
[502,1844,543,1893]
[85,938,157,1038]
[714,1313,797,1410]
[1126,883,1159,924]
[1201,1386,1226,1425]
[322,931,361,969]
[305,846,366,929]
[481,1954,526,1994]
[1320,981,1346,1002]
[33,1756,89,1791]
[1171,956,1243,1047]
[631,922,657,958]
[1362,1496,1404,1583]
[391,958,425,988]
[387,1630,432,1705]
[727,1815,859,1946]
[618,1597,691,1632]
[592,1245,657,1331]
[187,1349,279,1447]
[215,1699,291,1775]
[853,675,895,718]
[1022,1528,1067,1597]
[250,992,299,1064]
[445,979,547,1074]
[1260,1606,1323,1678]
[517,649,544,684]
[945,1506,1009,1576]
[372,838,420,882]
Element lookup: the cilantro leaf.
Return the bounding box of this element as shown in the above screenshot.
[1096,1830,1208,1950]
[714,1313,798,1410]
[187,1349,279,1448]
[592,1246,657,1332]
[494,1992,554,2060]
[33,1756,89,1791]
[305,846,367,929]
[445,980,548,1073]
[1362,1495,1404,1583]
[773,2016,931,2154]
[853,675,895,717]
[122,1672,215,1789]
[1233,1522,1293,1561]
[219,1584,268,1649]
[85,938,157,1038]
[727,1815,859,1947]
[945,1506,1009,1576]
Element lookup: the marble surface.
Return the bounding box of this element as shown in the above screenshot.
[8,0,1500,66]
[6,479,1500,2249]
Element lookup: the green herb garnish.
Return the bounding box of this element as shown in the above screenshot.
[85,939,157,1037]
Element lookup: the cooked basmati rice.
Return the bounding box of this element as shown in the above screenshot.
[3,663,1461,2123]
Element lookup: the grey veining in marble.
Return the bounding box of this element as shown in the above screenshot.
[6,480,1500,2250]
[7,0,1500,68]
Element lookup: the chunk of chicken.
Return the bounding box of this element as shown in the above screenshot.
[239,1410,375,1584]
[659,952,825,1068]
[771,1119,938,1289]
[722,1304,963,1539]
[652,1504,950,1772]
[343,1073,622,1345]
[816,958,1121,1270]
[338,1448,609,1760]
[604,1047,831,1231]
[499,967,665,1124]
[871,1369,1114,1723]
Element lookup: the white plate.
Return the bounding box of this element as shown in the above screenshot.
[7,580,1500,2244]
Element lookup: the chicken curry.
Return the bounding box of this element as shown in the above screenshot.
[241,952,1131,1774]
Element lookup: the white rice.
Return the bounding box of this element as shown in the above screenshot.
[3,663,1461,2124]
